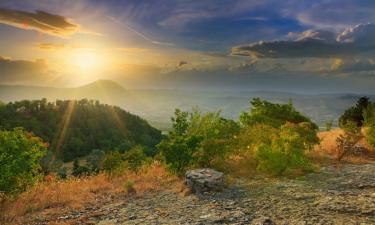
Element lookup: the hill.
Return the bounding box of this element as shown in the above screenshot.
[0,99,162,161]
[0,80,374,129]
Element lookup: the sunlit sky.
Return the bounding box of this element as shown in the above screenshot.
[1,0,375,93]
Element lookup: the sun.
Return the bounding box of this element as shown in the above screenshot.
[71,50,99,71]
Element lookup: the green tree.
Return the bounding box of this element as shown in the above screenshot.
[339,96,370,127]
[157,109,201,175]
[0,128,47,194]
[240,98,318,129]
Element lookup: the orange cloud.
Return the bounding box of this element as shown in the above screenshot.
[0,8,79,37]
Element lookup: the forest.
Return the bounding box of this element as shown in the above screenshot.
[0,99,162,163]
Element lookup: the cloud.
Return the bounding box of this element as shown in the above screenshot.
[107,16,174,46]
[0,8,79,37]
[231,23,375,58]
[0,56,54,84]
[37,42,65,50]
[331,58,375,73]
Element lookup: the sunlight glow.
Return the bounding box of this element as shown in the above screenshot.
[71,50,100,71]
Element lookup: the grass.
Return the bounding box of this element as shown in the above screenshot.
[311,128,375,165]
[0,161,183,224]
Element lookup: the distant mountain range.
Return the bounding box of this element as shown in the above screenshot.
[0,80,373,130]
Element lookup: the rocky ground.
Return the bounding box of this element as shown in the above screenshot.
[23,164,375,225]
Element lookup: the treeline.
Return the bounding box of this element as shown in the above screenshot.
[0,99,162,161]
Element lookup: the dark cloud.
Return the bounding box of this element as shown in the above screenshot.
[0,56,52,84]
[231,23,375,58]
[0,8,79,36]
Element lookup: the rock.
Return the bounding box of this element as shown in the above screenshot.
[185,168,225,194]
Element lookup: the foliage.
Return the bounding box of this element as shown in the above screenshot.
[336,121,362,161]
[102,151,126,175]
[0,128,47,194]
[0,99,162,161]
[158,109,239,175]
[86,149,106,173]
[72,159,90,177]
[339,96,370,127]
[124,179,136,194]
[240,98,318,129]
[123,145,149,172]
[364,103,375,148]
[254,122,317,175]
[325,120,333,131]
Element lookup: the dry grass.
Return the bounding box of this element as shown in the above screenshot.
[311,128,375,165]
[0,162,182,224]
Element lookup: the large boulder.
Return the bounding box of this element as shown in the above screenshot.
[185,168,225,194]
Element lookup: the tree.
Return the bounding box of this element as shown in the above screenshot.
[157,109,201,175]
[339,96,370,127]
[0,128,47,194]
[364,103,375,148]
[240,98,318,129]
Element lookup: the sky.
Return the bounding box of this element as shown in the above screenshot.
[1,0,375,93]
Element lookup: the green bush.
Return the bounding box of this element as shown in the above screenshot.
[255,123,316,175]
[102,151,127,175]
[0,128,47,194]
[364,103,375,148]
[336,121,362,161]
[86,149,106,173]
[72,159,90,177]
[123,145,149,171]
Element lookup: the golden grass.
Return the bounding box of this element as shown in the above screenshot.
[311,128,375,165]
[0,162,182,224]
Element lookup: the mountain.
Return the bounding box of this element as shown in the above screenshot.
[0,80,373,129]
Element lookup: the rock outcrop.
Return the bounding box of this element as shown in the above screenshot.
[185,168,225,193]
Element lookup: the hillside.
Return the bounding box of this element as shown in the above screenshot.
[0,80,373,129]
[0,99,162,161]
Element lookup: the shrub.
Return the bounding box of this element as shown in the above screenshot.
[86,149,105,173]
[124,180,136,194]
[123,145,149,171]
[102,151,127,175]
[364,103,375,148]
[72,159,90,177]
[0,128,47,194]
[336,121,362,161]
[254,122,316,175]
